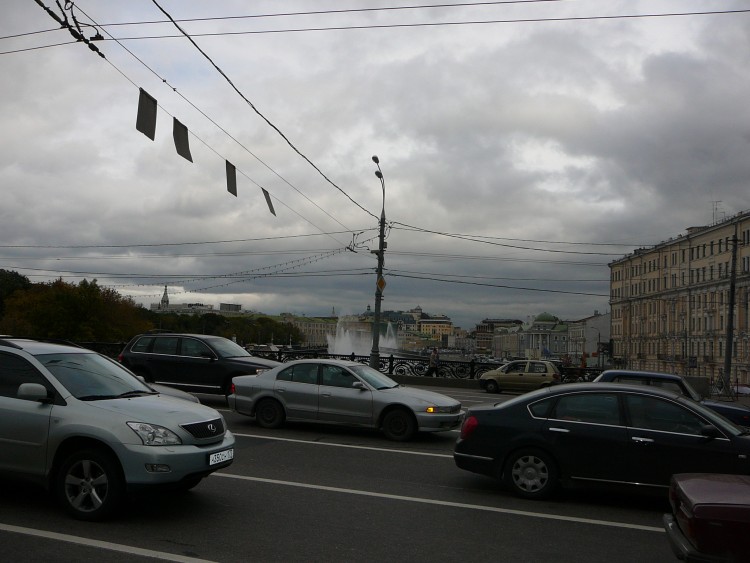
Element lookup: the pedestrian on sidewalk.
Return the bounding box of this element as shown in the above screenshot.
[426,347,440,377]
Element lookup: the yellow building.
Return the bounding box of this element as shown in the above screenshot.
[609,211,750,384]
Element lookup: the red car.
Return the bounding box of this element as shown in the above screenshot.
[663,473,750,562]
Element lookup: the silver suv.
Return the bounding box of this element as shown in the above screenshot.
[0,338,235,520]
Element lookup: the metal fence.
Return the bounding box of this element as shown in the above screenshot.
[81,342,602,381]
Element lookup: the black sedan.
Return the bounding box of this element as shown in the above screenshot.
[454,383,750,499]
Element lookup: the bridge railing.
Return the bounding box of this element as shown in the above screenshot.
[81,342,603,381]
[252,350,512,379]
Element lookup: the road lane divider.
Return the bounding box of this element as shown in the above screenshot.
[0,523,216,563]
[233,432,454,458]
[213,473,664,533]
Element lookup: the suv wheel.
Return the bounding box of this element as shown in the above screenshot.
[55,449,125,521]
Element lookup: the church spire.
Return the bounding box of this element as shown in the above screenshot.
[160,285,169,309]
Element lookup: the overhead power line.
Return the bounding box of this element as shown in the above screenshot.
[76,1,578,28]
[0,230,370,250]
[66,3,358,243]
[29,1,364,248]
[149,0,377,221]
[391,222,630,256]
[388,272,608,296]
[91,8,750,40]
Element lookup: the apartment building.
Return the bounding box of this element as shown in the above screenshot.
[609,210,750,384]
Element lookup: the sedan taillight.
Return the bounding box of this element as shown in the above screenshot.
[460,415,479,439]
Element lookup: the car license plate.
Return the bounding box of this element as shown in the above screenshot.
[209,448,234,466]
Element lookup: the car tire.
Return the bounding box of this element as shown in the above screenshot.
[504,448,558,500]
[381,408,417,441]
[255,398,285,429]
[55,448,125,521]
[485,380,499,394]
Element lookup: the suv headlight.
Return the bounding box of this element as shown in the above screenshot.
[127,422,182,445]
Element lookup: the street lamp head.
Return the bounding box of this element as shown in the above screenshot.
[372,155,379,164]
[375,170,383,179]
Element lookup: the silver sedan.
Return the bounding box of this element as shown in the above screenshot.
[229,359,464,441]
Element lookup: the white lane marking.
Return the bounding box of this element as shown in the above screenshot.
[234,432,453,458]
[214,473,664,533]
[0,523,216,562]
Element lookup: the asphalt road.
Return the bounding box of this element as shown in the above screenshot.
[0,386,677,563]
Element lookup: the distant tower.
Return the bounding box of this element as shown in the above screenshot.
[160,285,169,310]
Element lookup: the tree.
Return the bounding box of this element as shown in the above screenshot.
[0,269,31,317]
[0,278,152,341]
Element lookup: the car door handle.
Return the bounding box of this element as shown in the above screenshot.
[548,427,570,433]
[631,436,654,444]
[321,392,331,397]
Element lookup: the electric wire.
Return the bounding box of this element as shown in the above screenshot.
[391,223,629,255]
[30,0,359,249]
[0,230,372,250]
[91,8,750,40]
[388,272,608,296]
[71,1,583,28]
[0,40,77,55]
[149,0,378,221]
[68,3,358,241]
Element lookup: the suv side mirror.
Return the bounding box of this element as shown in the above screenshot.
[17,383,52,403]
[352,381,366,391]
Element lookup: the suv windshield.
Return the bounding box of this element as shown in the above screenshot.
[204,337,252,358]
[38,352,154,400]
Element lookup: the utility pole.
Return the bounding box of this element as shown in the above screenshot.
[722,226,738,394]
[370,156,386,369]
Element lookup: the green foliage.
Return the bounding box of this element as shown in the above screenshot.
[0,277,152,341]
[0,269,302,346]
[0,269,31,316]
[142,310,302,347]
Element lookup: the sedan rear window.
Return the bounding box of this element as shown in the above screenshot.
[553,393,620,425]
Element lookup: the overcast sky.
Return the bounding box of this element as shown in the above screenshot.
[2,0,749,329]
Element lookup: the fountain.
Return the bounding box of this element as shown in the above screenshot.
[327,320,398,356]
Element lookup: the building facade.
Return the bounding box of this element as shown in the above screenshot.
[567,311,611,368]
[609,210,750,384]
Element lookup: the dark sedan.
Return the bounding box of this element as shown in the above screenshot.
[594,369,750,427]
[454,383,750,499]
[664,473,750,562]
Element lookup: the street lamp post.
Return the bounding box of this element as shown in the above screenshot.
[595,328,602,369]
[370,156,386,369]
